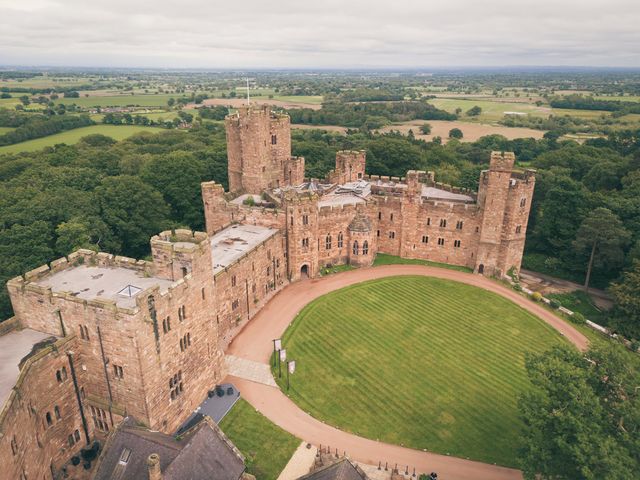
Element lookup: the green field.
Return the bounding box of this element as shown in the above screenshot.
[275,276,567,466]
[220,399,299,480]
[0,127,14,135]
[428,97,611,122]
[0,125,167,154]
[57,93,183,108]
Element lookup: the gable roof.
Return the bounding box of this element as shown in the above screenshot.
[298,458,369,480]
[92,417,245,480]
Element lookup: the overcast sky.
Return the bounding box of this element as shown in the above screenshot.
[1,0,639,69]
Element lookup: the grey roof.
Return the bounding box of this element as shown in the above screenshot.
[421,186,474,203]
[210,224,279,274]
[348,214,372,232]
[0,329,55,409]
[35,265,174,308]
[93,417,245,480]
[298,459,368,480]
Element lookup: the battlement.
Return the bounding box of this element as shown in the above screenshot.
[151,229,209,253]
[489,151,516,172]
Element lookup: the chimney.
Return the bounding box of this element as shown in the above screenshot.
[147,453,162,480]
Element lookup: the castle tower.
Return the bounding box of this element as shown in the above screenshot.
[225,105,293,194]
[283,191,319,280]
[328,150,366,184]
[348,212,375,267]
[150,229,213,282]
[476,152,535,276]
[201,181,233,235]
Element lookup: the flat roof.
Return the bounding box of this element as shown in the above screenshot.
[210,224,279,274]
[35,265,174,308]
[421,185,474,203]
[318,180,370,207]
[0,329,54,408]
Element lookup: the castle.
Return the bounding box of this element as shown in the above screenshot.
[0,104,534,480]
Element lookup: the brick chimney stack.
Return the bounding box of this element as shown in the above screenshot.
[147,453,162,480]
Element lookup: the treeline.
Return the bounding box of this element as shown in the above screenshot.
[339,88,405,102]
[550,94,640,114]
[287,100,456,129]
[0,112,93,146]
[198,105,229,120]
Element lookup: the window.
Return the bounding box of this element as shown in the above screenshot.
[80,325,90,341]
[388,231,395,239]
[119,448,132,465]
[475,226,480,233]
[377,230,380,237]
[45,412,52,427]
[516,225,522,234]
[267,250,272,260]
[231,299,239,311]
[378,212,382,220]
[54,406,61,420]
[201,288,205,300]
[180,333,191,352]
[352,241,359,255]
[454,240,461,248]
[520,197,526,208]
[302,238,309,248]
[290,216,293,226]
[74,430,80,442]
[169,371,183,400]
[302,214,309,225]
[437,238,445,246]
[231,275,237,287]
[181,267,188,278]
[337,232,343,248]
[325,235,332,249]
[68,434,75,447]
[113,365,124,379]
[11,435,17,455]
[456,220,463,230]
[271,134,277,145]
[266,266,271,276]
[390,213,394,221]
[439,219,447,228]
[427,217,431,226]
[363,241,369,255]
[422,235,429,244]
[276,258,280,268]
[163,316,171,333]
[178,305,186,322]
[90,406,109,432]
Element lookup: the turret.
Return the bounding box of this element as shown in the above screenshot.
[201,181,233,235]
[150,229,212,282]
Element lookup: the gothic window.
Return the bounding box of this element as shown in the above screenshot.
[231,300,239,311]
[169,371,183,400]
[54,406,61,420]
[325,235,332,249]
[302,215,309,225]
[378,212,382,220]
[113,365,124,379]
[90,405,110,432]
[337,232,343,248]
[456,220,463,230]
[520,197,526,208]
[163,316,171,333]
[388,231,395,239]
[427,217,431,226]
[363,241,369,255]
[271,134,277,145]
[454,240,461,248]
[422,235,429,243]
[231,275,237,287]
[45,412,52,427]
[56,370,62,383]
[437,238,445,246]
[302,238,309,248]
[439,219,447,228]
[352,241,359,255]
[178,307,183,322]
[80,325,90,341]
[516,225,522,234]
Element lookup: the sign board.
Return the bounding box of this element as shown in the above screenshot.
[274,339,282,350]
[280,349,287,362]
[288,360,296,374]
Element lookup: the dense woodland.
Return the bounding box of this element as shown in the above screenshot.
[1,123,640,341]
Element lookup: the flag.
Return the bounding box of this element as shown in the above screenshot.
[288,361,296,374]
[274,339,282,350]
[280,349,287,361]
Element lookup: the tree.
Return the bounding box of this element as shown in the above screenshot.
[19,95,30,106]
[419,123,432,135]
[448,128,463,139]
[167,97,175,107]
[573,208,630,291]
[609,260,640,339]
[519,344,640,479]
[466,105,482,116]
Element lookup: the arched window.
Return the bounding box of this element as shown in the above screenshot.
[56,370,62,383]
[54,406,61,420]
[337,232,343,248]
[61,366,67,381]
[352,241,359,255]
[181,266,188,277]
[363,241,369,255]
[46,412,52,426]
[325,234,332,250]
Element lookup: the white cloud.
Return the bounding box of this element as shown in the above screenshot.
[0,0,638,67]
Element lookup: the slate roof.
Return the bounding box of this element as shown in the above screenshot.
[92,417,245,480]
[298,459,369,480]
[348,214,372,232]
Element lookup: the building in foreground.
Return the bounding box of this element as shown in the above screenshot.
[0,104,534,480]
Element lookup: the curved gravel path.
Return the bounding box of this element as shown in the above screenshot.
[224,265,589,480]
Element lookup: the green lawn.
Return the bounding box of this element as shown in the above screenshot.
[373,253,472,273]
[275,276,567,467]
[219,398,299,480]
[0,125,167,154]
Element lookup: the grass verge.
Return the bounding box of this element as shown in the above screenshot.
[373,253,473,273]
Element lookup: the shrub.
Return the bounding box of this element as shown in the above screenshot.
[571,312,586,325]
[513,283,523,292]
[243,196,256,207]
[530,292,543,302]
[448,128,463,139]
[549,299,562,309]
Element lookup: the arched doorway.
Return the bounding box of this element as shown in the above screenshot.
[300,265,309,278]
[478,264,484,275]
